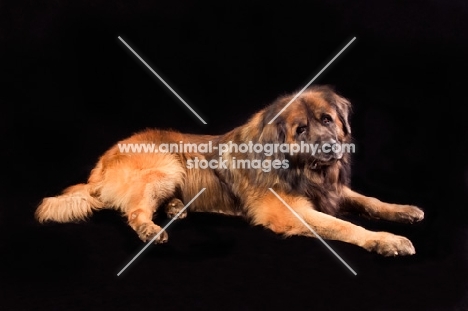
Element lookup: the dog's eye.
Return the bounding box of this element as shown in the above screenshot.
[321,114,332,126]
[296,125,307,135]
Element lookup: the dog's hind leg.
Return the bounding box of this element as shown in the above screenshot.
[99,154,185,243]
[124,181,171,244]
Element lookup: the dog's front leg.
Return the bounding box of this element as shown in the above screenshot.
[248,190,417,256]
[342,187,424,224]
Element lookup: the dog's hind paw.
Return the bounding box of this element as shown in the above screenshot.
[137,223,169,244]
[164,198,187,219]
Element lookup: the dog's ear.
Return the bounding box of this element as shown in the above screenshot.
[333,93,352,136]
[260,122,286,144]
[258,101,287,144]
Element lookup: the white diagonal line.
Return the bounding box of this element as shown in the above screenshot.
[118,36,207,125]
[268,37,356,124]
[117,188,206,276]
[268,188,357,275]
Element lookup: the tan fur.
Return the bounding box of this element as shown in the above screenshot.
[36,183,103,223]
[36,86,424,256]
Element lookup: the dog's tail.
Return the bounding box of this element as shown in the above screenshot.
[35,183,103,223]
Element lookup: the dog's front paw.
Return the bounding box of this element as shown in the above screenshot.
[136,223,169,244]
[164,198,187,219]
[393,205,424,224]
[364,232,416,257]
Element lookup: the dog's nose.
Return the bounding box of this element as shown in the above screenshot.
[328,139,344,159]
[333,150,343,159]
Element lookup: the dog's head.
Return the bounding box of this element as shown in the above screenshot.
[259,85,352,167]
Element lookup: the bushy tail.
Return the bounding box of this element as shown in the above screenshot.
[35,183,103,223]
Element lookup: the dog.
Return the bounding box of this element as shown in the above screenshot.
[35,85,424,256]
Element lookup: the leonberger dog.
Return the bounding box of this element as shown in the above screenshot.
[36,85,424,256]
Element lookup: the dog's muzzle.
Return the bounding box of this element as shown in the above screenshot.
[320,139,344,159]
[309,139,343,169]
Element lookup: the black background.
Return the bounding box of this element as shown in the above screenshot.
[1,1,468,310]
